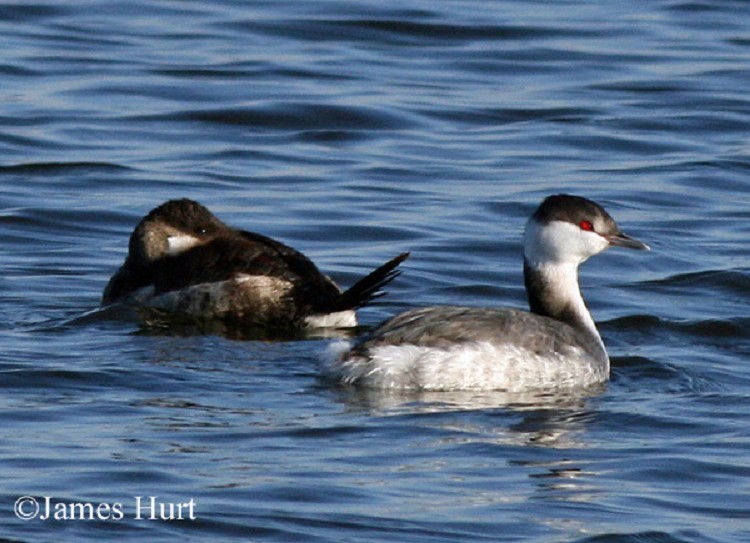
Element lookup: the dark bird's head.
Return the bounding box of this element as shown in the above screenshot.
[128,199,230,267]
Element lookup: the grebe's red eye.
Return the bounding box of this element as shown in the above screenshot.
[579,220,594,232]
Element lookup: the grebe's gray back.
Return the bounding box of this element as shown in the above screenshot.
[330,194,649,391]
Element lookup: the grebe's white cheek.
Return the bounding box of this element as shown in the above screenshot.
[525,220,590,265]
[524,219,564,264]
[578,229,611,260]
[167,234,201,255]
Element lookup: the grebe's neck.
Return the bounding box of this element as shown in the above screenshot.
[523,258,607,362]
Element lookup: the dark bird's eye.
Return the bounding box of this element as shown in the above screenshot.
[196,227,208,236]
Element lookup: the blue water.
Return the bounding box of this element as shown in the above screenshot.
[1,1,750,541]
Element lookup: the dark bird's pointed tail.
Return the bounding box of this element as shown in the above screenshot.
[329,252,409,312]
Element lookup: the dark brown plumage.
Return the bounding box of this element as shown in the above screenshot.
[103,199,408,335]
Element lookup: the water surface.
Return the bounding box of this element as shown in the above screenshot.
[1,1,749,542]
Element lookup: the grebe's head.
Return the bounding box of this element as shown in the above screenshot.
[524,194,649,267]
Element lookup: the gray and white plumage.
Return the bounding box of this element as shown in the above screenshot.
[328,194,649,391]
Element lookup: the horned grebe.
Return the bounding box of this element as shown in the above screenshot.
[329,194,648,391]
[103,199,408,336]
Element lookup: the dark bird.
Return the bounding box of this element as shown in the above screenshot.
[103,199,408,337]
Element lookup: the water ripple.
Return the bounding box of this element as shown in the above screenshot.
[138,103,417,132]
